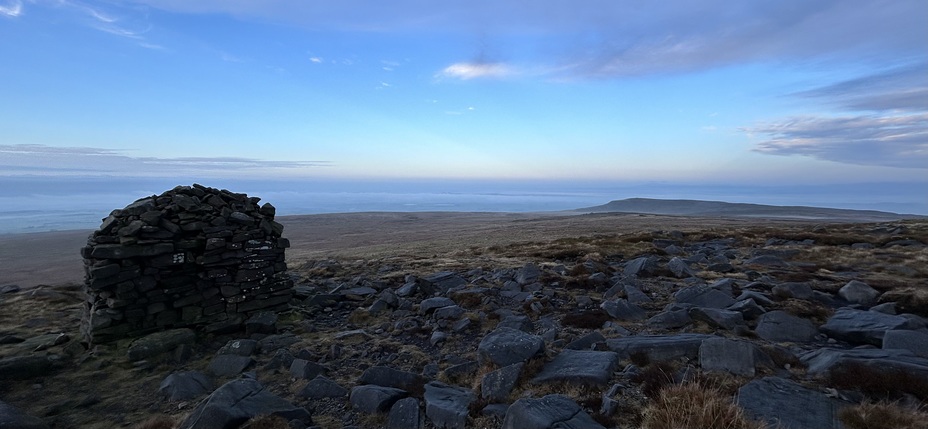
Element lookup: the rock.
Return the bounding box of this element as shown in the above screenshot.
[421,272,468,294]
[127,328,196,361]
[737,377,844,429]
[298,375,349,399]
[565,331,606,350]
[688,307,745,330]
[801,348,928,378]
[430,331,448,346]
[433,305,465,320]
[420,297,456,315]
[477,327,544,367]
[743,255,790,267]
[838,280,880,305]
[497,315,535,332]
[263,348,295,370]
[159,371,214,401]
[623,284,652,304]
[387,397,423,429]
[667,257,696,278]
[244,311,278,335]
[0,400,48,429]
[727,299,766,320]
[423,381,475,429]
[624,256,658,277]
[820,308,912,346]
[883,330,928,358]
[349,385,408,414]
[359,366,427,393]
[289,359,325,380]
[647,310,693,329]
[177,379,311,429]
[605,334,711,362]
[771,282,814,300]
[217,339,258,356]
[531,350,619,386]
[673,285,735,309]
[481,363,523,402]
[600,299,647,321]
[443,361,478,382]
[0,355,53,380]
[515,263,542,285]
[699,337,755,377]
[502,394,606,429]
[207,354,255,377]
[755,311,817,342]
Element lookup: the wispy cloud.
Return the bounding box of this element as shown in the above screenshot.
[795,64,928,112]
[439,62,514,80]
[0,0,22,17]
[744,114,928,169]
[0,144,331,177]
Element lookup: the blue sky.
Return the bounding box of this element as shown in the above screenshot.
[1,1,926,206]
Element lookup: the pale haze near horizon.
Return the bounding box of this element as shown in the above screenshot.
[1,0,926,232]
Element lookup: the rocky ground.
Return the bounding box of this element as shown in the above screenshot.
[2,217,928,429]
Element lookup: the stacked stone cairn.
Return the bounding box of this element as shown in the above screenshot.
[80,184,293,344]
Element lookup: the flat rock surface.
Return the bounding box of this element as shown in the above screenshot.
[531,349,619,386]
[820,308,913,346]
[737,377,845,429]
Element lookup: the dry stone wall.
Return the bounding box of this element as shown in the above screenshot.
[80,184,293,343]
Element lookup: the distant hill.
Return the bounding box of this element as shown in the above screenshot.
[575,198,924,222]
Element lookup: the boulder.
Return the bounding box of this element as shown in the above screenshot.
[820,308,911,346]
[0,355,54,380]
[647,310,692,329]
[667,257,696,278]
[359,366,427,393]
[349,385,408,414]
[515,263,542,285]
[127,328,196,361]
[771,282,814,300]
[600,299,647,321]
[177,379,311,429]
[420,297,456,315]
[837,280,880,305]
[478,327,544,367]
[207,355,255,377]
[565,331,606,351]
[606,334,711,362]
[623,284,652,304]
[482,363,523,402]
[755,311,817,342]
[531,350,619,386]
[298,375,348,399]
[727,299,766,320]
[159,371,214,401]
[883,330,928,358]
[423,382,474,429]
[738,377,844,429]
[688,307,745,331]
[289,359,325,380]
[624,256,658,277]
[502,394,605,429]
[387,397,423,429]
[674,285,735,309]
[801,348,928,379]
[496,315,535,332]
[216,339,258,356]
[699,337,755,377]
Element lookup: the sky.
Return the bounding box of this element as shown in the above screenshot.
[1,0,926,219]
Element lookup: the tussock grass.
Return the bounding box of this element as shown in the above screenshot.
[839,401,928,429]
[641,382,769,429]
[827,361,928,402]
[632,361,678,398]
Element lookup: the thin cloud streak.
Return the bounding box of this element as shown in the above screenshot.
[745,114,928,169]
[439,62,514,80]
[0,144,331,177]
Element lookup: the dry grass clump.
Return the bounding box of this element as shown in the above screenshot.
[641,382,769,429]
[827,361,928,402]
[839,401,928,429]
[631,361,678,398]
[134,416,176,429]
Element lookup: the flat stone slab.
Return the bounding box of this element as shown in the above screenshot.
[423,381,474,429]
[673,285,735,309]
[600,299,647,321]
[359,366,427,393]
[478,327,544,367]
[159,371,214,401]
[531,350,619,386]
[699,337,755,377]
[605,334,711,362]
[883,330,928,358]
[737,377,845,429]
[502,394,606,429]
[298,375,348,399]
[688,307,744,330]
[755,311,817,342]
[127,328,196,361]
[800,347,928,378]
[820,308,912,346]
[207,355,255,377]
[177,379,311,429]
[482,363,523,402]
[350,385,408,414]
